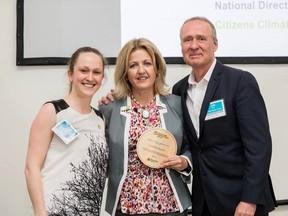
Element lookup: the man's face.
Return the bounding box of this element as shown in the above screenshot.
[180,19,218,70]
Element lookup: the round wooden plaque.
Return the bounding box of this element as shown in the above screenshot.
[137,128,177,168]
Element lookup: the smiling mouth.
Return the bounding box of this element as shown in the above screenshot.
[189,53,202,57]
[83,83,96,88]
[137,77,148,80]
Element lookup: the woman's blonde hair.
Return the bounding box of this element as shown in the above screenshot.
[114,38,168,98]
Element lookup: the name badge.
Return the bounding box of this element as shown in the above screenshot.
[52,120,79,144]
[205,99,226,121]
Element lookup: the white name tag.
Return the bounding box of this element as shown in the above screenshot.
[205,99,226,121]
[52,120,79,144]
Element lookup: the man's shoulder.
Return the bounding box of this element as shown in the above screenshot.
[172,75,189,94]
[175,74,189,85]
[221,64,254,80]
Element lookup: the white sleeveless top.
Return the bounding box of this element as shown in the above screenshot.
[41,99,108,215]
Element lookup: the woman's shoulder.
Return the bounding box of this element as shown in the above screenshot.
[160,94,181,103]
[99,97,127,112]
[44,99,69,114]
[159,94,182,111]
[91,108,104,120]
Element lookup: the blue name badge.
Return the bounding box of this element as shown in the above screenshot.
[205,99,226,121]
[52,120,79,144]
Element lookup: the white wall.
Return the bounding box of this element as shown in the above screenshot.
[0,1,287,215]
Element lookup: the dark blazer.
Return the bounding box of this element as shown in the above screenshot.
[172,60,277,216]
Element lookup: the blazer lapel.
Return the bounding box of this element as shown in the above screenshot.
[180,77,199,147]
[199,61,223,136]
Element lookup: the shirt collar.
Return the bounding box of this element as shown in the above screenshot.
[188,58,217,85]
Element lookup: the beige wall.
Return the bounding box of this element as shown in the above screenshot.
[1,0,287,215]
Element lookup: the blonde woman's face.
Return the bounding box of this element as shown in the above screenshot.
[127,48,156,94]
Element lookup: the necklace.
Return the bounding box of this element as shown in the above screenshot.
[131,94,156,119]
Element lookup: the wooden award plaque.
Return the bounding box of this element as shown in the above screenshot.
[137,128,177,168]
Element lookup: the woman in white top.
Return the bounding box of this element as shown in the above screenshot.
[25,47,108,216]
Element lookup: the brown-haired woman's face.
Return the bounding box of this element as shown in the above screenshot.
[127,48,156,94]
[68,52,104,97]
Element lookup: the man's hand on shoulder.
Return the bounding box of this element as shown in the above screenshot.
[98,89,115,106]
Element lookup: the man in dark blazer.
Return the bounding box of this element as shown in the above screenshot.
[172,16,277,216]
